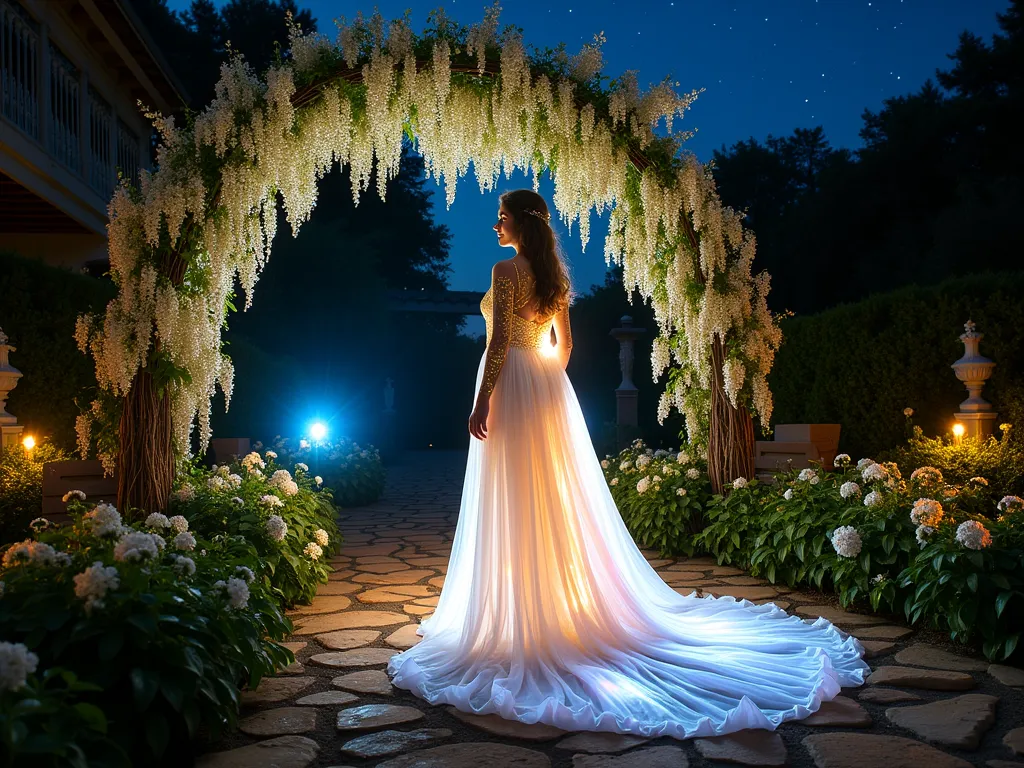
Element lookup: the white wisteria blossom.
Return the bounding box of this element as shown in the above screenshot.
[863,491,883,507]
[0,642,38,692]
[266,514,287,541]
[839,482,861,499]
[830,526,862,558]
[955,520,992,550]
[74,8,779,484]
[73,561,120,613]
[168,515,189,534]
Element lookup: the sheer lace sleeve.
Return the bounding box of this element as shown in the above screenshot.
[553,304,573,368]
[480,264,516,400]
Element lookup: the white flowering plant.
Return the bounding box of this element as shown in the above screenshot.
[269,435,385,506]
[895,495,1024,661]
[698,460,918,609]
[169,457,340,606]
[602,439,711,555]
[0,498,293,762]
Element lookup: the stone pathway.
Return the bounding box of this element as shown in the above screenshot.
[199,450,1024,768]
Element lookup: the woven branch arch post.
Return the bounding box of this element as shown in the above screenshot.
[74,7,781,513]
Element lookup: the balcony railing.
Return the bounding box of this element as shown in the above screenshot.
[0,0,39,139]
[0,0,143,202]
[88,87,113,196]
[48,41,79,171]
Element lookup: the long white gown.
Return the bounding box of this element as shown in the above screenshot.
[387,262,869,739]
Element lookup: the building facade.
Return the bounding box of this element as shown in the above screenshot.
[0,0,183,272]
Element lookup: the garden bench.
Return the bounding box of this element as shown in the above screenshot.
[754,424,841,483]
[41,460,116,523]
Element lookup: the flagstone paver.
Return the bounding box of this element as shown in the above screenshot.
[314,629,380,649]
[205,450,1023,768]
[694,729,788,766]
[867,666,976,691]
[237,707,317,736]
[886,694,999,748]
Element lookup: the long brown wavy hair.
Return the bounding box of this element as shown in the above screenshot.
[499,189,571,316]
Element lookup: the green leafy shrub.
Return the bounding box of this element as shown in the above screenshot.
[891,494,1023,661]
[172,451,341,606]
[0,663,128,768]
[0,501,292,763]
[602,440,711,556]
[0,440,71,544]
[881,423,1024,502]
[770,271,1024,460]
[270,437,385,508]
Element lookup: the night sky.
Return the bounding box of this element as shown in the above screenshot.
[167,0,1008,334]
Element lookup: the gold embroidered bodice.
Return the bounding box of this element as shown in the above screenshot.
[479,261,556,399]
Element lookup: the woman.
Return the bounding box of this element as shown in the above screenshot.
[387,189,869,739]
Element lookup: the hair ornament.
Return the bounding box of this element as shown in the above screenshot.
[524,208,551,223]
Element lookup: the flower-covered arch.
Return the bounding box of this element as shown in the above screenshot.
[74,6,782,512]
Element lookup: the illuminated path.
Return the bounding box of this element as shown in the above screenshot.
[199,451,1023,768]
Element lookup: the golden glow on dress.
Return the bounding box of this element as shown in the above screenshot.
[387,260,869,740]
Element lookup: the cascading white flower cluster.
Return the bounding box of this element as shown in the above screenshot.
[74,7,779,465]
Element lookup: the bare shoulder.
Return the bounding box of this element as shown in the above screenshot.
[491,259,517,279]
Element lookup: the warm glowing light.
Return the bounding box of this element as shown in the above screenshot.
[952,423,966,438]
[309,422,327,441]
[542,341,558,358]
[22,435,35,450]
